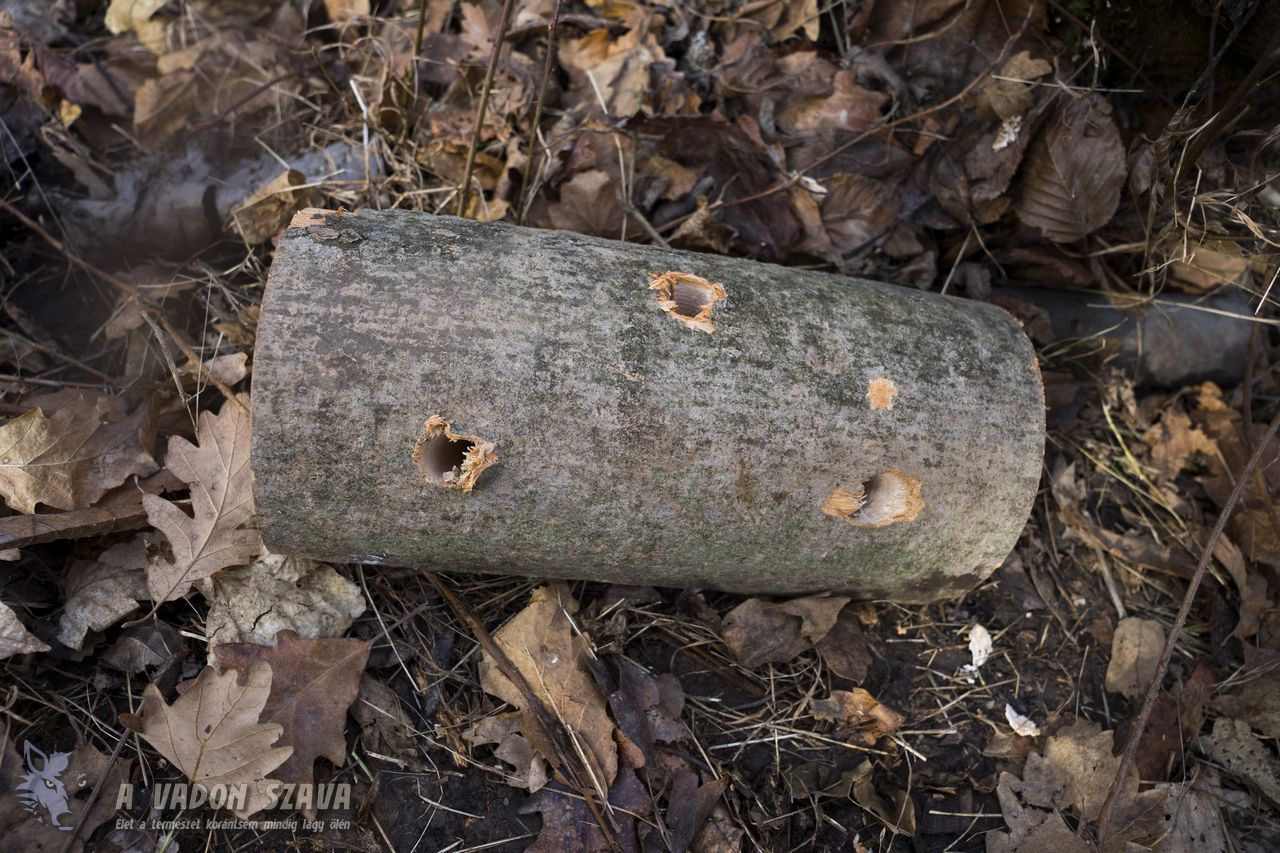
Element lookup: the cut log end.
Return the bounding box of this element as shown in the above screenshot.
[822,469,924,528]
[412,415,499,492]
[648,271,726,332]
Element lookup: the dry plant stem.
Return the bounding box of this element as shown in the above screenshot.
[519,0,565,225]
[56,729,130,853]
[1096,406,1280,846]
[423,571,618,844]
[1174,37,1280,202]
[0,198,246,414]
[456,0,517,217]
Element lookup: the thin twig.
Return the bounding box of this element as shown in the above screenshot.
[456,0,518,217]
[57,728,131,853]
[1096,406,1280,846]
[423,572,618,846]
[0,198,246,413]
[519,0,565,225]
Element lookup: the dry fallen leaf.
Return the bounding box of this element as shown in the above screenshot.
[351,675,417,761]
[1206,717,1280,805]
[810,688,903,742]
[850,762,916,837]
[323,0,370,23]
[1105,617,1166,701]
[1017,93,1126,243]
[464,712,550,792]
[204,552,365,645]
[1150,772,1231,853]
[478,584,618,788]
[0,392,157,513]
[721,594,849,667]
[57,536,148,649]
[814,602,873,683]
[120,661,292,818]
[104,0,168,54]
[228,169,307,244]
[991,720,1166,851]
[144,395,262,602]
[0,599,48,660]
[213,631,371,802]
[1143,409,1216,482]
[1214,666,1280,738]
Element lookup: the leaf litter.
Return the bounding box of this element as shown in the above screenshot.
[2,0,1280,849]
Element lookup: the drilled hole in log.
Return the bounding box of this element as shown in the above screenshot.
[649,271,726,332]
[822,469,923,527]
[673,280,715,318]
[419,434,474,483]
[412,415,499,492]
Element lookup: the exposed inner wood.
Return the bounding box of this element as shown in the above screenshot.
[412,415,499,492]
[822,470,924,527]
[648,271,726,332]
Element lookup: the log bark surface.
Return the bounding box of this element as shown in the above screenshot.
[253,210,1044,600]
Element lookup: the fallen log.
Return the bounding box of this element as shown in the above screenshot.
[252,210,1045,601]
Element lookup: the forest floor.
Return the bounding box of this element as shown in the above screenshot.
[2,0,1280,851]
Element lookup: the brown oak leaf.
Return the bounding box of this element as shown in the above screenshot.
[120,661,291,818]
[478,584,618,788]
[0,392,156,513]
[212,631,371,794]
[144,395,261,602]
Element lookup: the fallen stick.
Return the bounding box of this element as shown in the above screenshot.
[253,210,1045,600]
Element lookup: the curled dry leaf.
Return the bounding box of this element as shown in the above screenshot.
[104,0,168,54]
[851,763,916,837]
[463,712,549,792]
[604,656,686,769]
[204,552,364,645]
[120,661,292,818]
[213,630,372,797]
[0,599,49,660]
[721,594,849,667]
[57,536,148,649]
[478,584,617,788]
[0,391,157,514]
[811,688,903,742]
[1105,617,1166,701]
[351,675,418,761]
[102,621,185,674]
[1017,93,1126,243]
[144,395,262,603]
[228,168,308,244]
